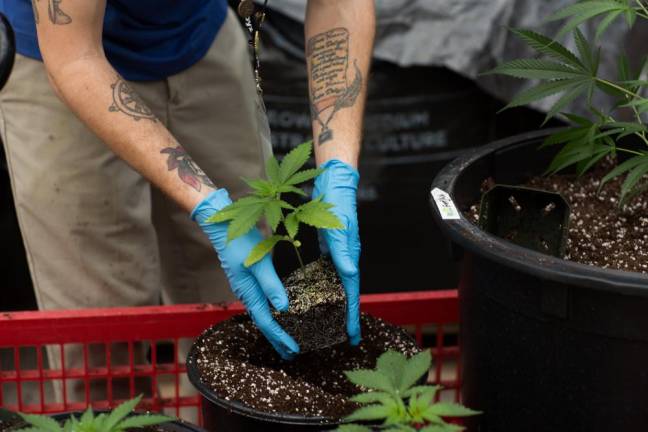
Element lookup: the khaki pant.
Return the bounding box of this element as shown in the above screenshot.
[0,9,270,408]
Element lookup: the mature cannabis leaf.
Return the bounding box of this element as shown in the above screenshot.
[490,1,648,204]
[338,350,479,432]
[205,141,343,268]
[16,395,173,432]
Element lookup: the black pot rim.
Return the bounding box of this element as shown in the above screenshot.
[430,128,648,296]
[186,324,339,426]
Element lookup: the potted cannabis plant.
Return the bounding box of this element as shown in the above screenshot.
[186,142,425,431]
[430,2,648,431]
[0,395,202,432]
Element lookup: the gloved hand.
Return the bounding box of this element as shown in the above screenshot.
[313,159,361,345]
[192,188,299,359]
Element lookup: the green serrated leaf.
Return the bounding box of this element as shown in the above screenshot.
[573,28,594,72]
[284,212,299,239]
[543,82,589,124]
[399,350,432,392]
[115,414,175,430]
[279,141,313,183]
[206,196,270,223]
[296,201,344,229]
[502,79,588,111]
[18,413,62,432]
[103,395,142,431]
[402,385,441,399]
[344,404,392,422]
[243,178,275,197]
[344,369,396,393]
[541,125,588,147]
[621,159,648,201]
[548,2,631,39]
[244,235,284,267]
[376,351,407,390]
[428,402,481,418]
[596,9,623,39]
[487,59,585,80]
[349,391,395,404]
[264,200,283,232]
[226,202,265,242]
[509,28,583,68]
[285,168,325,186]
[79,407,94,425]
[277,184,308,197]
[266,156,281,184]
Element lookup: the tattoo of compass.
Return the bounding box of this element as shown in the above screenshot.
[108,77,157,122]
[160,146,215,192]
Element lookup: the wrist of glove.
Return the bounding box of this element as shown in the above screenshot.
[192,188,299,359]
[313,159,361,345]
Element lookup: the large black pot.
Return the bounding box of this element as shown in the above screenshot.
[186,317,422,432]
[186,330,340,431]
[430,129,648,432]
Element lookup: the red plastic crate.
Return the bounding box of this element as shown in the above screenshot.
[0,290,460,426]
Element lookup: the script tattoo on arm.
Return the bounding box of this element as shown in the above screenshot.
[161,146,216,192]
[47,0,71,25]
[307,27,363,145]
[108,77,157,122]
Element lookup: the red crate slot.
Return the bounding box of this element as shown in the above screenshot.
[0,290,460,425]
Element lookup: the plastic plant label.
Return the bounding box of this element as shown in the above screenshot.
[431,188,460,220]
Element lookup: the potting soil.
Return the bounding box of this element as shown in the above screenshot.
[275,258,346,352]
[468,161,648,273]
[193,314,420,418]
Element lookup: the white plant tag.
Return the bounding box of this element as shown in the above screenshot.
[431,188,460,220]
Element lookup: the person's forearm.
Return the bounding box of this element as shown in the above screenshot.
[44,56,214,212]
[305,0,375,168]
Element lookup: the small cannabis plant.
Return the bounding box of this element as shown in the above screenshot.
[490,0,648,204]
[337,350,479,432]
[207,141,343,269]
[16,395,173,432]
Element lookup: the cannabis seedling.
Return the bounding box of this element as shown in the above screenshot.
[207,141,343,270]
[489,0,648,205]
[16,395,173,432]
[337,350,479,432]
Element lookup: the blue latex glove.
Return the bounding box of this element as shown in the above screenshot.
[313,159,361,345]
[192,189,299,359]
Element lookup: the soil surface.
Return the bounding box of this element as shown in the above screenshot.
[468,162,648,273]
[276,258,346,352]
[193,314,420,419]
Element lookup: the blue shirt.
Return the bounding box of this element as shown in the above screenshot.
[0,0,228,81]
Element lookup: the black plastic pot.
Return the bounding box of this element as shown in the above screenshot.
[186,317,422,432]
[430,129,648,431]
[186,333,339,431]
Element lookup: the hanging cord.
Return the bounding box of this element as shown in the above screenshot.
[238,0,269,95]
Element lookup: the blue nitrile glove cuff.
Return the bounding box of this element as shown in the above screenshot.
[191,188,232,224]
[315,159,360,192]
[313,159,361,346]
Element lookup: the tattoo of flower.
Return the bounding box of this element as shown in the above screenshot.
[161,146,215,192]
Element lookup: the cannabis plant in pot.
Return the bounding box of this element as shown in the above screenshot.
[427,1,648,430]
[489,0,648,204]
[337,350,478,432]
[13,395,175,432]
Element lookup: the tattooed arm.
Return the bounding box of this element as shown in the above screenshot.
[305,0,375,168]
[31,0,214,212]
